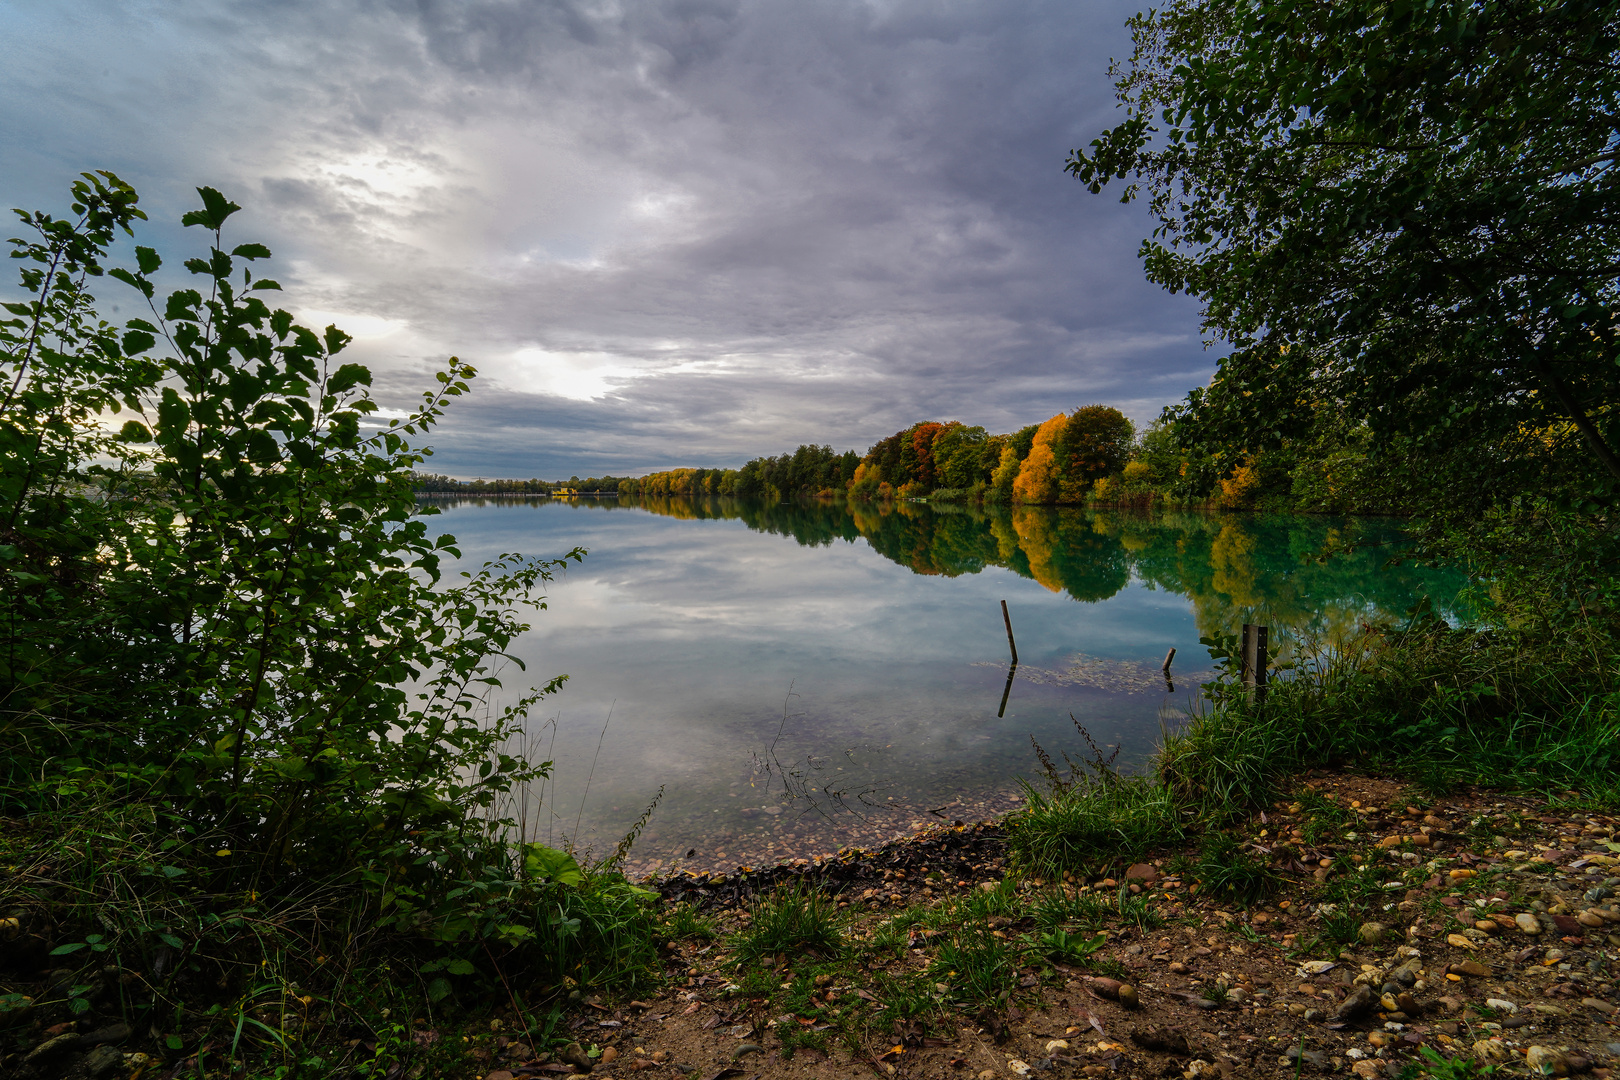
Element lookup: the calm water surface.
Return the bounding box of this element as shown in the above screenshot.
[429,496,1469,875]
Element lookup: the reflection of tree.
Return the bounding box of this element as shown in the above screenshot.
[619,495,1470,632]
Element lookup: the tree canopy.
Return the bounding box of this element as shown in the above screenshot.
[1070,0,1620,500]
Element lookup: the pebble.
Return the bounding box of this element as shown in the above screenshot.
[1525,1047,1568,1076]
[600,1047,620,1064]
[1484,998,1518,1013]
[1359,922,1387,944]
[1335,984,1375,1020]
[1582,997,1618,1014]
[1516,913,1543,934]
[84,1044,121,1078]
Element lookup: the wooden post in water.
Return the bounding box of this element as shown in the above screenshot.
[1161,647,1176,674]
[998,663,1016,718]
[1241,624,1269,703]
[1001,600,1018,666]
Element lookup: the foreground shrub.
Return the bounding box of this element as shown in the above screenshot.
[0,174,652,1068]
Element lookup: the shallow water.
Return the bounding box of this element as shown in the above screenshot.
[426,496,1469,875]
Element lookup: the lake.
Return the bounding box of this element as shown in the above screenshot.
[427,496,1469,877]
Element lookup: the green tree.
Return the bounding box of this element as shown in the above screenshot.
[1071,0,1620,499]
[1057,404,1134,501]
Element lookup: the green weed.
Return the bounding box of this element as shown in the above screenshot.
[732,886,845,967]
[1193,831,1282,905]
[1030,889,1109,931]
[928,926,1027,1005]
[1038,928,1106,966]
[662,903,717,942]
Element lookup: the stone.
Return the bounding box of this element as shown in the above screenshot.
[1396,993,1420,1015]
[560,1041,594,1073]
[1579,911,1606,928]
[1473,1039,1510,1064]
[1582,997,1618,1014]
[1390,959,1422,986]
[1117,984,1140,1009]
[84,1043,122,1078]
[1046,1040,1071,1053]
[486,1073,515,1080]
[1169,962,1191,975]
[1450,960,1489,978]
[1526,1047,1569,1076]
[1126,863,1158,881]
[80,1023,131,1046]
[1484,998,1518,1013]
[22,1033,81,1068]
[1008,1059,1032,1076]
[1448,934,1477,949]
[1517,913,1544,934]
[1298,961,1337,976]
[1359,922,1388,945]
[1130,1027,1193,1055]
[1336,984,1376,1020]
[599,1047,620,1064]
[1352,1061,1381,1079]
[1381,992,1399,1012]
[1476,920,1501,935]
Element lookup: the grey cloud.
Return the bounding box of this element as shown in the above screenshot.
[2,0,1211,478]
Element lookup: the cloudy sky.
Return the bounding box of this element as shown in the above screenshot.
[3,0,1210,478]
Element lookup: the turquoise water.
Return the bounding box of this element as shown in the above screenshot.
[428,496,1470,875]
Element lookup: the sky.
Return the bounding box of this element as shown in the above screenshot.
[2,0,1212,479]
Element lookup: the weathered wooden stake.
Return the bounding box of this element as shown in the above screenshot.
[998,662,1017,718]
[1001,600,1018,665]
[1161,647,1176,674]
[1241,623,1269,703]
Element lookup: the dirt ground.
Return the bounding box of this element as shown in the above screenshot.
[481,771,1620,1080]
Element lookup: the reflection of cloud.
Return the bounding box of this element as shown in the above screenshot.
[4,0,1212,477]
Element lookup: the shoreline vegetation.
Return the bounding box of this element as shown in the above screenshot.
[7,0,1620,1073]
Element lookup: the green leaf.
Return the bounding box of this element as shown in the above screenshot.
[323,324,352,356]
[231,243,271,260]
[523,843,584,886]
[427,977,453,1002]
[121,329,155,355]
[136,246,161,274]
[328,362,371,394]
[49,943,87,955]
[181,187,241,230]
[444,958,475,975]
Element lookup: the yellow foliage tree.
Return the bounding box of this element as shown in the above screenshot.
[1012,414,1066,503]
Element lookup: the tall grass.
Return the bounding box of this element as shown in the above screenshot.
[1010,590,1620,874]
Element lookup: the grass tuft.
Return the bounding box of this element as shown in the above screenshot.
[732,886,845,967]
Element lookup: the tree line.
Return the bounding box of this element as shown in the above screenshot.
[617,406,1139,504]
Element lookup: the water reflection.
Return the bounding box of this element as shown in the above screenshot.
[613,495,1469,645]
[425,496,1468,874]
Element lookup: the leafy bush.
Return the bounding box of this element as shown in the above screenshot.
[0,175,656,1066]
